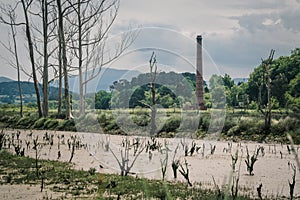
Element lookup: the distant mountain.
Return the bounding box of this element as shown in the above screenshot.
[0,76,13,83]
[0,81,37,96]
[0,81,71,104]
[62,68,141,93]
[233,78,248,85]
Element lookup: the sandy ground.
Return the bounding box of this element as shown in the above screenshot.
[0,184,66,200]
[1,129,300,199]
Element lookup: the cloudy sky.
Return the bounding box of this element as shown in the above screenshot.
[0,0,300,80]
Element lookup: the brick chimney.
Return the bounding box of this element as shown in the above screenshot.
[196,35,205,110]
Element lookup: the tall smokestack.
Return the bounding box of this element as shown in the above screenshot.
[196,35,205,110]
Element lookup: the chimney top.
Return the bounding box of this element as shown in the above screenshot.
[196,35,202,43]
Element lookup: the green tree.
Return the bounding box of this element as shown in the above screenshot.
[222,74,234,89]
[95,90,112,109]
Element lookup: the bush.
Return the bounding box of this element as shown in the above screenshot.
[279,116,299,131]
[222,116,237,134]
[16,116,37,128]
[57,119,76,131]
[43,118,59,129]
[227,117,264,136]
[161,116,181,133]
[33,118,47,129]
[97,113,107,126]
[271,117,300,136]
[131,114,150,126]
[289,132,300,144]
[104,120,119,132]
[88,167,96,176]
[198,114,210,131]
[7,116,21,126]
[179,115,199,131]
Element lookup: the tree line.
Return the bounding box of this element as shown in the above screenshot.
[95,48,300,117]
[0,0,135,119]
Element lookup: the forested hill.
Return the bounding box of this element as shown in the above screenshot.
[0,81,63,103]
[0,77,13,83]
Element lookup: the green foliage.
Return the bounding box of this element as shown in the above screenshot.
[16,116,38,128]
[198,113,210,132]
[57,119,76,131]
[131,113,150,126]
[227,117,264,136]
[111,72,194,109]
[95,90,112,109]
[247,48,300,108]
[88,167,96,176]
[43,118,59,129]
[161,116,181,133]
[271,117,300,135]
[33,117,47,129]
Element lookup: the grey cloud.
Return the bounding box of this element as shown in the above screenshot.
[233,0,287,10]
[279,9,300,32]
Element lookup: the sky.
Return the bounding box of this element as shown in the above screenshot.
[0,0,300,80]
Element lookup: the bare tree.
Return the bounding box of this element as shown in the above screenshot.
[288,162,296,200]
[149,52,157,136]
[41,0,49,117]
[258,49,275,134]
[66,0,136,116]
[245,146,261,176]
[179,159,192,187]
[21,0,43,117]
[56,0,72,119]
[0,4,23,117]
[110,137,145,176]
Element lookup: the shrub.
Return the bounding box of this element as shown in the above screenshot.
[104,119,119,133]
[289,131,300,144]
[222,116,237,135]
[56,119,76,131]
[131,114,150,126]
[33,118,47,129]
[178,115,199,132]
[97,113,107,126]
[7,116,21,126]
[195,129,206,138]
[161,116,181,133]
[85,113,98,122]
[279,116,299,131]
[271,117,300,136]
[88,167,96,176]
[43,118,59,129]
[0,115,11,122]
[16,116,37,128]
[227,117,264,136]
[198,114,210,131]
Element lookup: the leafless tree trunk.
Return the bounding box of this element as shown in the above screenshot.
[21,0,43,117]
[13,26,23,118]
[57,0,72,119]
[258,49,275,134]
[66,0,134,116]
[110,137,145,176]
[42,0,49,117]
[57,45,63,116]
[0,5,23,117]
[288,162,296,200]
[149,52,157,136]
